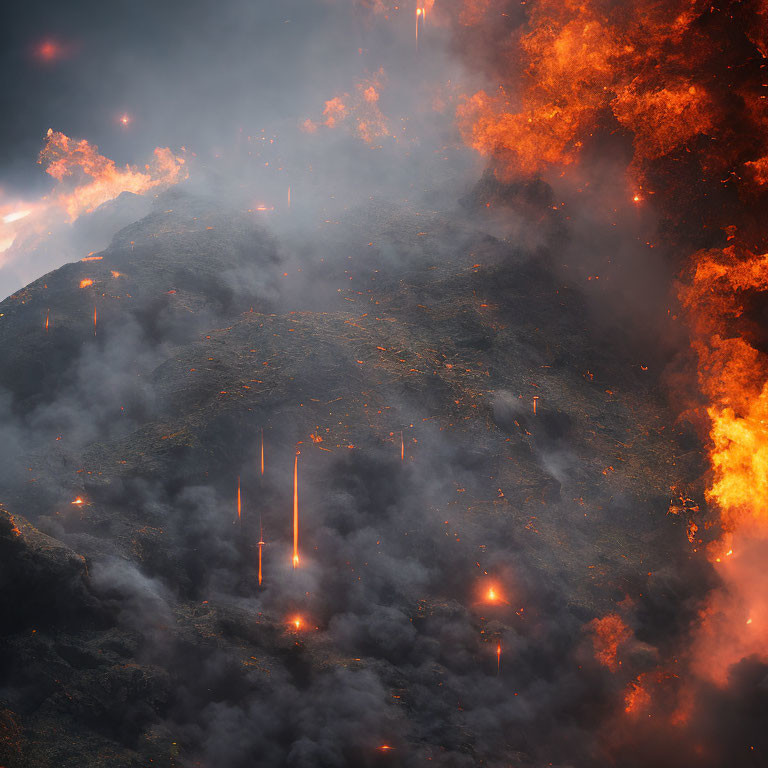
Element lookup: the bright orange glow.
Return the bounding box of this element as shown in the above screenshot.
[39,129,187,221]
[35,40,63,63]
[481,582,511,606]
[80,255,102,262]
[313,70,390,144]
[289,616,303,631]
[496,642,502,675]
[79,278,93,288]
[2,210,31,224]
[400,431,405,462]
[293,454,299,568]
[71,497,84,505]
[589,614,631,672]
[45,309,50,333]
[260,427,265,476]
[237,476,242,521]
[93,305,97,336]
[119,114,131,126]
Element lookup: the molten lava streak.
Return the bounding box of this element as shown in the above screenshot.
[293,454,299,568]
[237,476,242,521]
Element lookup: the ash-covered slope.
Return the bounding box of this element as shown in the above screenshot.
[0,189,707,767]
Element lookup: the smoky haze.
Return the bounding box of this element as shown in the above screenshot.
[0,2,754,768]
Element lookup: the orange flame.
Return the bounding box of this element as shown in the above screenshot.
[312,70,390,144]
[237,476,242,521]
[39,129,187,221]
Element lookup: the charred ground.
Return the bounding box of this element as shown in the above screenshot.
[0,187,719,767]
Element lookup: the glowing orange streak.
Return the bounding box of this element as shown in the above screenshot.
[45,309,49,333]
[293,454,299,568]
[497,642,502,675]
[93,305,97,336]
[400,431,405,462]
[237,476,242,521]
[261,427,265,476]
[258,521,264,586]
[533,396,538,415]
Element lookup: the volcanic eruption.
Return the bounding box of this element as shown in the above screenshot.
[1,1,766,767]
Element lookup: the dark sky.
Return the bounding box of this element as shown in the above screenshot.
[0,0,411,194]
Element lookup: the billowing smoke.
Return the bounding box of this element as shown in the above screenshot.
[1,2,765,767]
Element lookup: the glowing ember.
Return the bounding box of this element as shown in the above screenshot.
[119,114,131,126]
[71,497,84,505]
[79,278,93,288]
[400,430,405,462]
[289,616,303,631]
[237,476,242,521]
[45,309,50,333]
[496,642,502,675]
[93,305,97,336]
[589,614,631,672]
[483,583,507,604]
[260,427,265,476]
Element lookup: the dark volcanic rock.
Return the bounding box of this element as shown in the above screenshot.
[0,506,95,631]
[0,190,708,767]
